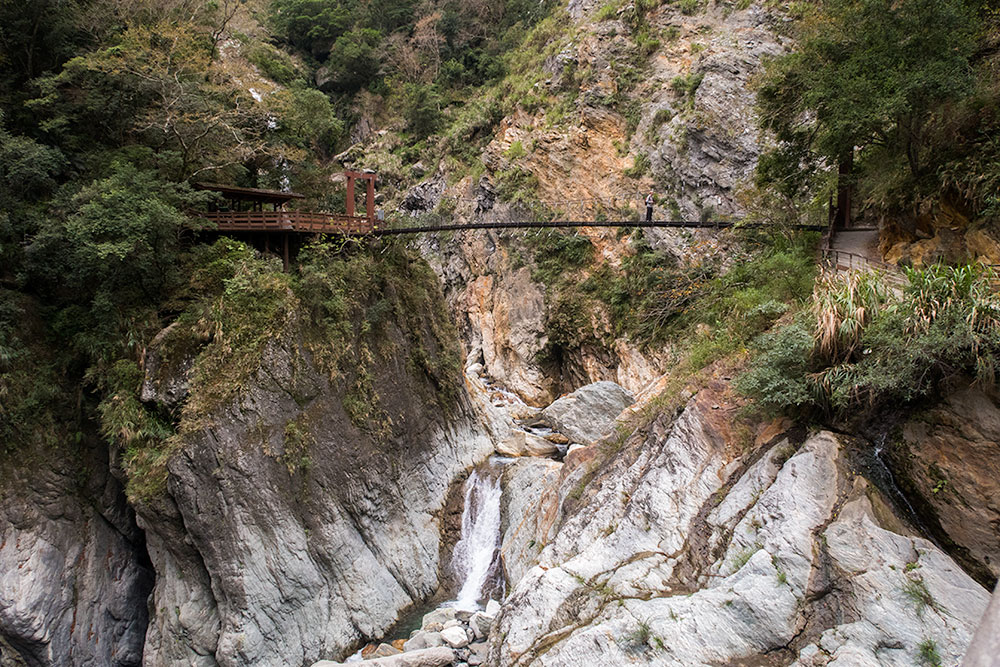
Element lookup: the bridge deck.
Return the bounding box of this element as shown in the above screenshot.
[193,211,830,236]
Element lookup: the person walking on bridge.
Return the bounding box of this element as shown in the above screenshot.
[645,191,654,222]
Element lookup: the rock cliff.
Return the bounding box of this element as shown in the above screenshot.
[0,438,152,667]
[135,306,497,666]
[489,380,991,666]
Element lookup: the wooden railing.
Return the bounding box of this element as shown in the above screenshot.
[819,246,903,276]
[195,210,375,235]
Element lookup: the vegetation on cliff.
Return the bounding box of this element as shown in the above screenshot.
[756,0,1000,228]
[739,264,1000,418]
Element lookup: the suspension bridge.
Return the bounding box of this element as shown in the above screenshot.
[192,174,868,269]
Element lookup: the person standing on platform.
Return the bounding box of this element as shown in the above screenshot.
[645,191,654,222]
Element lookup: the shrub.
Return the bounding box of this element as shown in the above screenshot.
[678,0,701,15]
[624,153,650,179]
[739,264,1000,417]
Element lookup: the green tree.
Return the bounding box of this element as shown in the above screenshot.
[28,162,207,361]
[756,0,977,225]
[0,122,65,276]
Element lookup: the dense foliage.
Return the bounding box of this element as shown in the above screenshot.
[527,229,818,369]
[755,0,1000,226]
[0,0,467,488]
[739,265,1000,417]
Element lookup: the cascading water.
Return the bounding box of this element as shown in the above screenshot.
[868,434,939,546]
[449,457,509,610]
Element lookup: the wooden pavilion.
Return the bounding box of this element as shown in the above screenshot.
[192,171,378,269]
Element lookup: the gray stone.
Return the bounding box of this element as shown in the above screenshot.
[399,177,445,215]
[440,625,470,648]
[421,607,457,630]
[140,321,199,409]
[485,600,501,617]
[403,631,444,652]
[0,439,153,667]
[497,430,560,458]
[500,458,563,585]
[468,641,488,666]
[538,381,634,446]
[442,618,463,630]
[312,645,456,666]
[469,612,494,640]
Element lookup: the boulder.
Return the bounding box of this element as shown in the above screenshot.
[537,381,634,446]
[140,321,201,409]
[399,178,445,215]
[497,430,560,457]
[313,646,456,666]
[402,631,444,652]
[372,643,402,658]
[421,607,457,630]
[469,612,494,639]
[468,641,488,666]
[485,599,501,617]
[440,625,470,649]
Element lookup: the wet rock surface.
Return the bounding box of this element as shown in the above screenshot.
[895,384,1000,586]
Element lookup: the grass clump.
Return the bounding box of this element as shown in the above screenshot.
[620,621,656,654]
[729,542,763,572]
[671,72,705,108]
[917,638,942,667]
[738,263,1000,418]
[624,153,651,179]
[902,576,939,618]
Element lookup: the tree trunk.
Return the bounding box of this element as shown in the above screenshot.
[835,150,854,229]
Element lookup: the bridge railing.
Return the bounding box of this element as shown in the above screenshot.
[195,210,374,235]
[819,246,903,276]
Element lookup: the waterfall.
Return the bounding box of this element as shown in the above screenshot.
[449,458,508,610]
[871,438,938,546]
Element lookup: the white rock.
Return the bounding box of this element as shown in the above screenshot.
[440,625,470,648]
[402,631,443,652]
[421,607,456,630]
[469,612,494,639]
[487,399,991,667]
[313,646,456,666]
[485,599,501,617]
[538,381,634,446]
[496,430,559,457]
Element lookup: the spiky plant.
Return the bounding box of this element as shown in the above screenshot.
[811,269,893,364]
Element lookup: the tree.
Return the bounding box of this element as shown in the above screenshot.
[756,0,977,226]
[27,162,207,360]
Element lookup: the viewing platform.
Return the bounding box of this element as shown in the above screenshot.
[195,210,374,235]
[193,171,378,236]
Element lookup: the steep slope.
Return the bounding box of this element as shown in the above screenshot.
[489,379,991,666]
[0,438,152,667]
